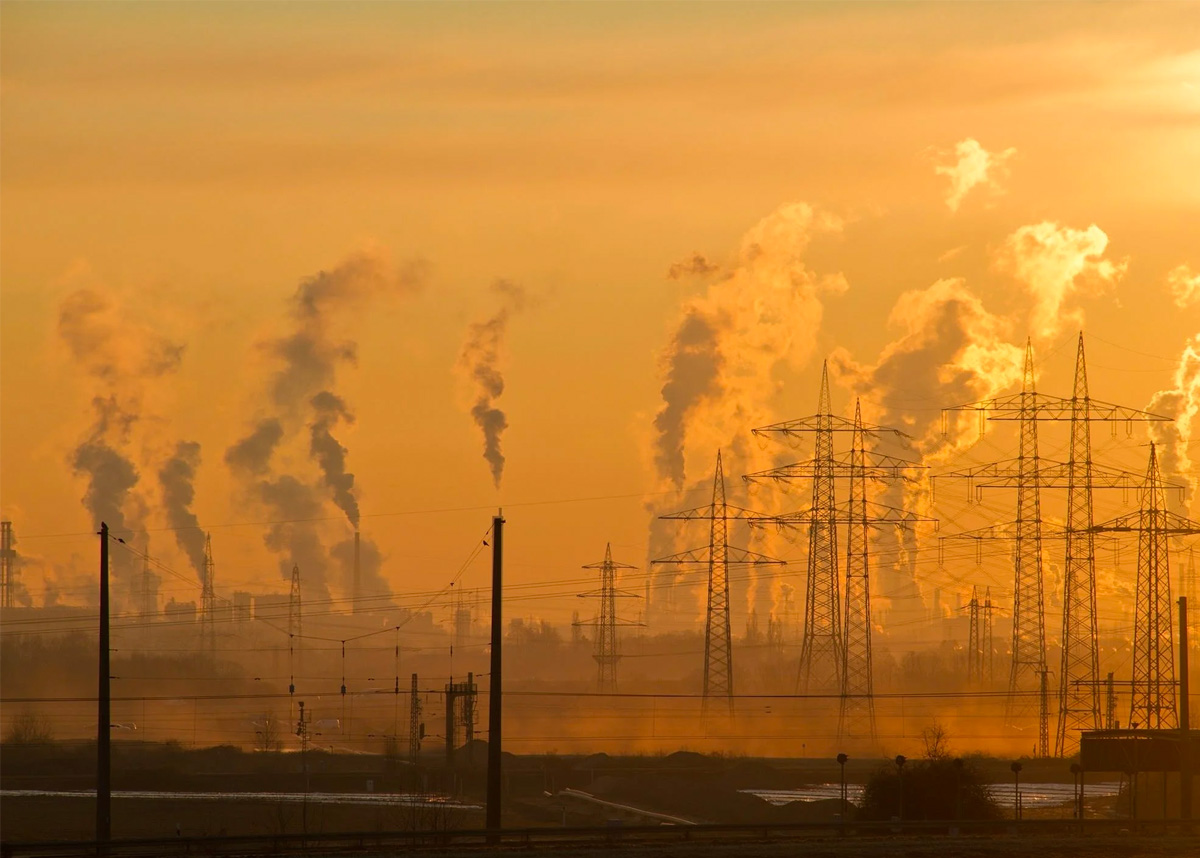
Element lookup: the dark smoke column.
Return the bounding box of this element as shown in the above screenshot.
[459,280,526,488]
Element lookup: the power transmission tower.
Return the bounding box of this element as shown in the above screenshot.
[938,336,1167,755]
[408,673,422,763]
[840,401,876,742]
[288,563,303,697]
[1105,672,1116,729]
[983,587,995,684]
[1037,666,1051,757]
[576,544,640,692]
[1058,334,1099,756]
[201,533,216,657]
[289,564,302,639]
[967,587,983,685]
[654,451,785,714]
[753,401,930,744]
[0,521,15,609]
[748,369,915,696]
[802,363,840,696]
[1092,444,1200,730]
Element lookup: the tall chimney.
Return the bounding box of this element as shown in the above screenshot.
[353,529,361,614]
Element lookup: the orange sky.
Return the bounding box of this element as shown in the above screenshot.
[2,1,1198,636]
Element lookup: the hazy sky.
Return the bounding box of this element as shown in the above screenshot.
[2,2,1198,632]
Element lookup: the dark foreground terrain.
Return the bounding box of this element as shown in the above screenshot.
[3,739,1188,856]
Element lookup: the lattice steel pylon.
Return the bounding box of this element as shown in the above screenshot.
[288,564,302,639]
[967,586,983,685]
[1056,334,1100,756]
[938,335,1169,756]
[751,401,930,744]
[408,672,422,762]
[1012,343,1046,749]
[577,544,640,692]
[654,451,785,714]
[0,521,15,609]
[748,365,915,696]
[840,400,876,741]
[1092,444,1200,730]
[804,365,841,694]
[984,587,995,684]
[288,563,303,689]
[201,533,216,657]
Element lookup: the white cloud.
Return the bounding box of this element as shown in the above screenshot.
[1167,264,1200,308]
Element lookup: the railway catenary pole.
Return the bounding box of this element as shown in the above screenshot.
[1180,596,1191,824]
[486,511,504,834]
[97,522,111,844]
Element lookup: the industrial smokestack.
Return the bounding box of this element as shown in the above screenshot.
[353,529,361,614]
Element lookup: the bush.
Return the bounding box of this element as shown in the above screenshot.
[859,757,1000,821]
[4,710,54,745]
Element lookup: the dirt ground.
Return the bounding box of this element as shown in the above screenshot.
[0,794,481,841]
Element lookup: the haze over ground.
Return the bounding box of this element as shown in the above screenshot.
[1,1,1198,711]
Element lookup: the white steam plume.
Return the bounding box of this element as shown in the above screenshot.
[649,202,843,624]
[995,221,1126,340]
[1147,334,1200,516]
[652,202,843,490]
[934,138,1016,212]
[833,278,1024,621]
[1167,264,1200,309]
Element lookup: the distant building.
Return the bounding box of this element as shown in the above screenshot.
[164,598,197,623]
[233,591,252,623]
[253,593,289,622]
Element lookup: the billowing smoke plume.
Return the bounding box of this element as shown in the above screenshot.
[309,392,359,528]
[654,311,723,488]
[652,202,844,490]
[71,440,140,539]
[224,418,283,476]
[833,278,1024,623]
[648,202,844,625]
[995,221,1126,340]
[1167,264,1200,309]
[58,287,183,603]
[1147,334,1200,516]
[458,279,527,488]
[226,252,423,601]
[934,138,1016,212]
[157,441,207,583]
